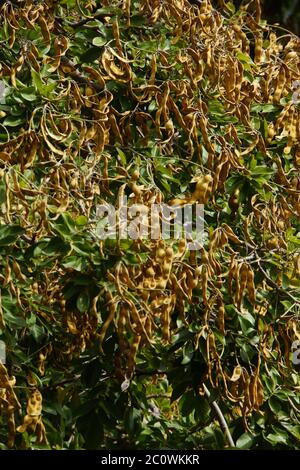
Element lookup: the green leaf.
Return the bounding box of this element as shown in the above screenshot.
[250,166,274,178]
[75,215,88,227]
[281,423,300,441]
[2,295,26,328]
[226,2,236,14]
[181,341,194,365]
[52,213,76,238]
[179,389,196,416]
[238,314,255,335]
[31,323,45,342]
[269,396,282,414]
[20,87,38,102]
[265,428,289,446]
[40,237,70,256]
[124,407,141,436]
[76,291,90,313]
[77,411,104,449]
[116,147,127,165]
[0,225,25,245]
[72,241,92,256]
[251,103,278,113]
[125,253,142,265]
[92,37,107,47]
[236,51,255,67]
[31,68,44,94]
[236,432,255,449]
[80,46,103,63]
[194,396,211,423]
[41,82,57,98]
[31,70,56,97]
[148,100,157,111]
[3,116,24,127]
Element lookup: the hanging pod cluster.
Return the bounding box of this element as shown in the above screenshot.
[0,364,21,448]
[17,389,47,445]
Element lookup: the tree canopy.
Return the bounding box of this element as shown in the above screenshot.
[0,0,300,450]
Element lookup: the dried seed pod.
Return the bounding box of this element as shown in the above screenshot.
[126,299,151,344]
[161,304,171,342]
[12,259,26,282]
[190,174,213,203]
[236,262,248,310]
[230,365,243,382]
[273,66,286,103]
[201,265,209,305]
[267,122,276,142]
[156,248,166,260]
[117,304,129,352]
[246,266,256,305]
[99,295,118,348]
[17,389,47,443]
[217,300,225,334]
[127,334,141,378]
[165,245,173,257]
[144,316,153,338]
[145,266,156,277]
[254,33,264,64]
[228,188,240,215]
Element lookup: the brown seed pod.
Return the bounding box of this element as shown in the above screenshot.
[127,334,141,378]
[201,265,209,305]
[273,66,286,103]
[165,246,174,260]
[117,304,130,352]
[161,304,171,342]
[246,266,256,305]
[217,300,225,334]
[254,33,264,64]
[145,266,156,278]
[98,296,118,348]
[17,389,47,444]
[156,248,166,260]
[190,174,213,203]
[236,262,249,310]
[228,188,240,215]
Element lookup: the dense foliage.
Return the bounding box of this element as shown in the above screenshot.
[0,0,300,450]
[231,1,300,35]
[259,0,300,35]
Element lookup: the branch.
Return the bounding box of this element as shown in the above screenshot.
[146,393,171,399]
[60,56,103,93]
[55,11,114,29]
[257,260,300,305]
[203,383,235,448]
[288,397,300,414]
[135,369,165,376]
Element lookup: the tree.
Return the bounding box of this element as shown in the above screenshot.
[0,0,299,450]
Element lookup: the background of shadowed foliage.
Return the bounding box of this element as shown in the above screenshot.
[263,0,300,35]
[229,0,300,34]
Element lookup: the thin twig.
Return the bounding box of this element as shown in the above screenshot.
[203,383,235,448]
[257,260,300,306]
[288,397,300,415]
[55,11,114,28]
[60,57,104,93]
[146,393,171,399]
